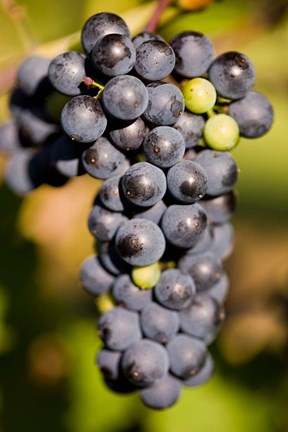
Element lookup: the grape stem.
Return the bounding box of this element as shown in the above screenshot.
[145,0,173,32]
[83,76,104,91]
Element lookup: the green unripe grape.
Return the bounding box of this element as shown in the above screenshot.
[95,293,115,314]
[204,113,240,151]
[182,78,217,114]
[131,262,161,289]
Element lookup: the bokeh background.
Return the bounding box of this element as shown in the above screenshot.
[0,0,288,431]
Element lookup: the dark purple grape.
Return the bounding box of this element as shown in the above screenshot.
[112,274,152,311]
[167,160,208,204]
[102,75,148,121]
[79,255,115,296]
[143,126,185,168]
[161,203,207,249]
[131,200,167,225]
[208,51,256,100]
[210,222,234,260]
[99,175,125,212]
[143,82,184,126]
[132,31,164,50]
[48,51,86,96]
[140,374,181,409]
[82,137,127,179]
[183,351,214,387]
[0,121,22,154]
[91,34,136,77]
[88,204,127,241]
[97,239,131,276]
[155,268,195,310]
[4,150,36,195]
[81,12,130,55]
[207,272,229,304]
[121,339,169,387]
[121,162,166,207]
[61,95,107,142]
[109,117,148,152]
[186,225,213,255]
[178,251,223,292]
[180,294,225,343]
[98,306,141,351]
[135,40,175,81]
[170,31,214,78]
[195,150,238,197]
[96,349,121,380]
[229,91,273,138]
[173,111,205,149]
[199,191,237,224]
[140,302,180,343]
[115,218,166,266]
[167,334,207,379]
[17,56,51,96]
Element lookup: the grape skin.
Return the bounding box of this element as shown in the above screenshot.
[121,162,166,207]
[88,204,128,241]
[143,81,184,126]
[167,160,208,204]
[61,95,107,143]
[167,334,207,379]
[102,75,149,121]
[140,302,180,343]
[228,91,274,138]
[161,203,208,249]
[173,111,205,149]
[180,293,225,344]
[178,251,223,292]
[109,117,148,152]
[140,374,181,409]
[98,306,141,351]
[96,349,122,380]
[91,34,136,77]
[195,150,238,197]
[112,274,152,311]
[79,255,115,296]
[155,268,195,310]
[82,137,127,180]
[115,218,166,266]
[48,51,86,96]
[143,126,185,168]
[183,352,214,387]
[170,31,215,78]
[132,31,164,50]
[17,56,51,96]
[208,51,256,100]
[135,39,175,82]
[121,339,169,387]
[81,12,130,54]
[99,176,125,212]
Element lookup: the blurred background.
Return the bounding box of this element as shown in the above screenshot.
[0,0,288,431]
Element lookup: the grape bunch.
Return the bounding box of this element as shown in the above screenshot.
[0,11,273,410]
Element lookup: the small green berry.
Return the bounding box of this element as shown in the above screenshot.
[182,78,217,114]
[131,262,161,289]
[204,113,240,151]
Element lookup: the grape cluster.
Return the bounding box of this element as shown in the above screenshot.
[0,11,273,410]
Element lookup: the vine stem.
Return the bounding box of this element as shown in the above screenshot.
[144,0,173,33]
